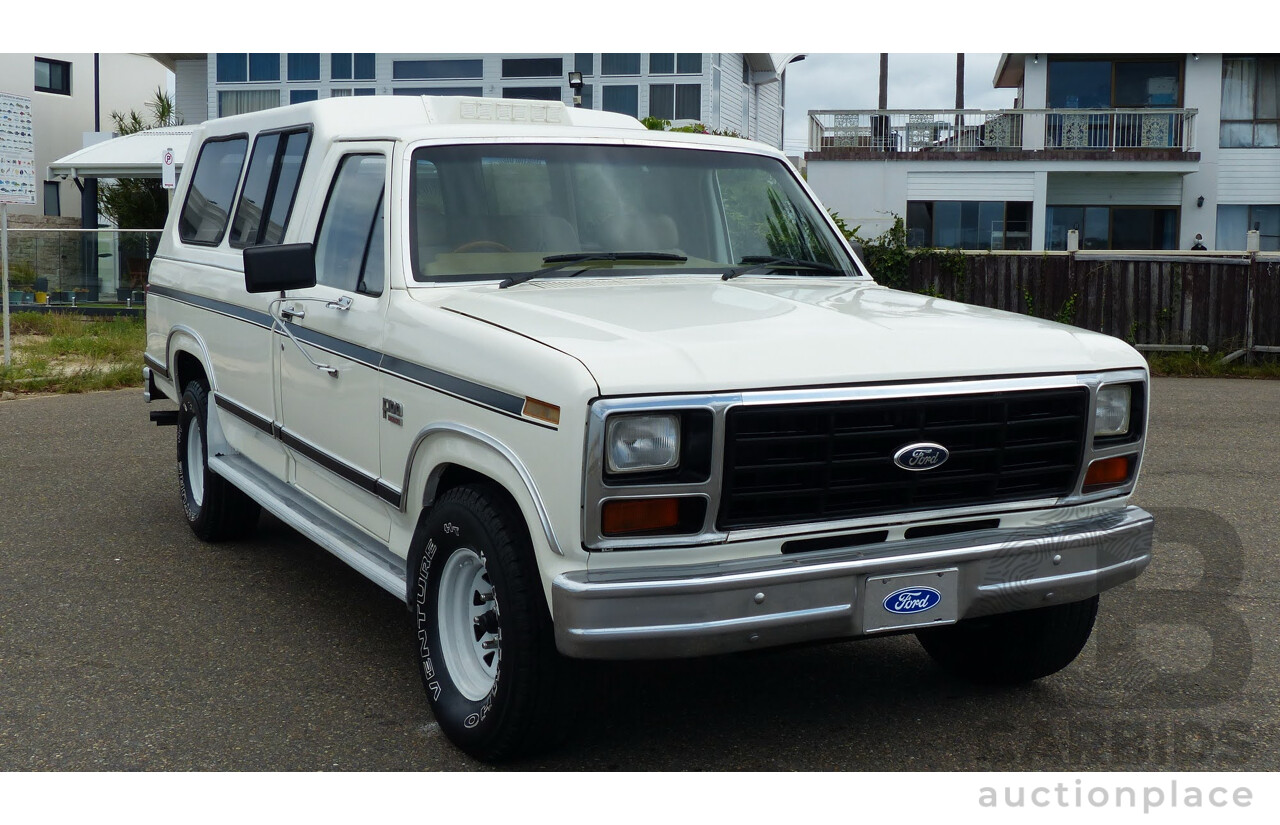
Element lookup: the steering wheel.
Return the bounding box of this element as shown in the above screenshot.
[452,240,513,253]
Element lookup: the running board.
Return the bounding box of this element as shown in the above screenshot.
[208,451,408,602]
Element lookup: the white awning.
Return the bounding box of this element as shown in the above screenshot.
[47,126,197,180]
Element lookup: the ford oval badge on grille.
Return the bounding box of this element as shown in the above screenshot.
[883,586,942,614]
[893,442,950,471]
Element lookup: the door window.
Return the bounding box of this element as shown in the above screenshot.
[314,154,386,296]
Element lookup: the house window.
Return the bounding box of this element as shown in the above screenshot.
[216,54,280,83]
[394,59,483,80]
[331,53,376,81]
[34,57,71,95]
[1047,58,1181,108]
[649,84,674,119]
[1045,205,1178,251]
[289,89,319,104]
[675,84,701,120]
[601,54,641,76]
[676,54,702,75]
[287,54,320,81]
[43,182,61,217]
[1221,56,1280,148]
[502,58,562,78]
[650,54,675,75]
[907,201,1032,250]
[218,89,281,117]
[1216,204,1280,250]
[393,87,483,97]
[502,87,561,101]
[602,85,638,117]
[575,54,594,77]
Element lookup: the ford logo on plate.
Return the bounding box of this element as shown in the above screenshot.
[883,586,942,614]
[893,442,950,471]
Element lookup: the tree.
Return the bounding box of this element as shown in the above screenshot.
[97,88,182,231]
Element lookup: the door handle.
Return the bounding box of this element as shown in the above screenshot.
[280,304,306,322]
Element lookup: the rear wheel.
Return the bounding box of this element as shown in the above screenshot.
[177,379,260,542]
[412,483,567,762]
[916,596,1099,685]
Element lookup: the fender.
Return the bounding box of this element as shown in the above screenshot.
[165,324,218,394]
[399,422,568,559]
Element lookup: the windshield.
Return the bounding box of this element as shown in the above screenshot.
[409,143,858,282]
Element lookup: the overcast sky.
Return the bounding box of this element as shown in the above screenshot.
[781,54,1015,154]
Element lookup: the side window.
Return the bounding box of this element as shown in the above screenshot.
[314,154,386,296]
[179,136,249,245]
[230,129,311,248]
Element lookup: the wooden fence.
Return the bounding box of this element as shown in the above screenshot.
[900,252,1280,355]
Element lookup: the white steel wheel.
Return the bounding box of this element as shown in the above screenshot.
[184,412,205,507]
[436,547,501,702]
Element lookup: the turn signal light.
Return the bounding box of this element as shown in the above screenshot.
[1083,456,1133,492]
[601,498,681,535]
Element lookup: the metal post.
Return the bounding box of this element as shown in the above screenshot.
[2,204,10,367]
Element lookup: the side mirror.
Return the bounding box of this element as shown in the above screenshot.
[848,240,866,266]
[243,243,317,294]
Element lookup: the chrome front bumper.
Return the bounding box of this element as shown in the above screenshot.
[551,506,1153,659]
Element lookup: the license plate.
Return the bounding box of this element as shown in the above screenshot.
[863,568,959,633]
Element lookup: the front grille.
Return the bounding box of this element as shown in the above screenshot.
[718,387,1088,530]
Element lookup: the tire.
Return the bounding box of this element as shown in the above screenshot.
[412,483,567,762]
[916,595,1099,685]
[177,379,260,542]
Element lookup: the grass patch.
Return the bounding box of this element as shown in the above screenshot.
[1,312,146,395]
[1145,350,1280,379]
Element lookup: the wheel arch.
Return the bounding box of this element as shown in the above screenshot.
[401,424,572,606]
[166,325,216,393]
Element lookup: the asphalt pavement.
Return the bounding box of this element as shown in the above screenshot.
[0,378,1277,771]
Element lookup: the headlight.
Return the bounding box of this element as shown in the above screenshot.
[1094,385,1132,437]
[606,414,680,474]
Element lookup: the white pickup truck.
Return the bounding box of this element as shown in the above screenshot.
[143,96,1153,761]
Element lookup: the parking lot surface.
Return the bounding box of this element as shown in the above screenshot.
[0,377,1277,770]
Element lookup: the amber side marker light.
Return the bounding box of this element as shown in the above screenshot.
[602,498,681,535]
[1083,455,1133,492]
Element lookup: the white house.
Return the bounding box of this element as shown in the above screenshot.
[147,53,803,150]
[805,53,1280,252]
[0,53,171,222]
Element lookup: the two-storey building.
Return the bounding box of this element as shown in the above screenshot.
[148,53,802,150]
[805,54,1279,252]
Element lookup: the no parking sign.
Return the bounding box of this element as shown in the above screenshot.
[162,147,176,189]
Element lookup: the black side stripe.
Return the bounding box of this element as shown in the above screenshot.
[144,352,169,379]
[213,394,403,508]
[150,284,537,425]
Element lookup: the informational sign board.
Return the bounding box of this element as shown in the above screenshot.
[0,92,36,205]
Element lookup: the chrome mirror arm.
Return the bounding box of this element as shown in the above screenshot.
[268,298,339,378]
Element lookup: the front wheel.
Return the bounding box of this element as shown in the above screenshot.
[413,484,567,762]
[916,596,1099,685]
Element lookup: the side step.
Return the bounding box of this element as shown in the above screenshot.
[208,451,408,602]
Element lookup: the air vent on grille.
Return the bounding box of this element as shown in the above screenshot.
[718,388,1088,530]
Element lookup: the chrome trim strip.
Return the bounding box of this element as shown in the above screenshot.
[403,422,565,556]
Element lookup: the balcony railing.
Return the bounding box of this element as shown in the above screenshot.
[808,108,1198,154]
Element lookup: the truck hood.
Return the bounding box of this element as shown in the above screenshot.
[432,276,1144,395]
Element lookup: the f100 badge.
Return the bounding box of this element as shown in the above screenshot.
[893,442,949,471]
[382,398,404,426]
[883,586,942,615]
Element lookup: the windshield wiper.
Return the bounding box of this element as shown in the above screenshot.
[499,252,688,289]
[722,255,846,281]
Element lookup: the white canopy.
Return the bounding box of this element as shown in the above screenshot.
[47,125,196,180]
